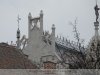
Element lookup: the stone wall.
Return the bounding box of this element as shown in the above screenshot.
[0,69,99,75]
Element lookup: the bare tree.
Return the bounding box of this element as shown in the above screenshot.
[69,18,84,52]
[56,18,87,69]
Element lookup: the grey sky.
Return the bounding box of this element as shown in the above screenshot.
[0,0,100,45]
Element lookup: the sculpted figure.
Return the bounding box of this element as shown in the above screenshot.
[94,4,100,22]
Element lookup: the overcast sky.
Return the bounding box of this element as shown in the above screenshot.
[0,0,100,45]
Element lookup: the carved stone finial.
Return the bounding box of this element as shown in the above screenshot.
[40,10,43,15]
[17,15,21,29]
[52,24,55,29]
[28,12,31,16]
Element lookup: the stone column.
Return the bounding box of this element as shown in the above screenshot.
[94,22,99,41]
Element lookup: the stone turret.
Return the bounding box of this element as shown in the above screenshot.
[28,13,32,39]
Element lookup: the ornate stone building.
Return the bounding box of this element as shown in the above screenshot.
[16,10,84,69]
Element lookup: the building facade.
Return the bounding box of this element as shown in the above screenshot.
[16,10,85,69]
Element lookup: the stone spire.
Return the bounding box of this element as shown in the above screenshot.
[40,10,43,35]
[16,15,21,49]
[51,24,56,53]
[94,2,100,41]
[87,5,100,68]
[28,12,32,39]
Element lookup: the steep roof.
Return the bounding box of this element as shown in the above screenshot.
[0,43,37,69]
[55,42,85,68]
[56,42,84,60]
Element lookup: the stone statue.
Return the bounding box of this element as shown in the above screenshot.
[94,4,100,22]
